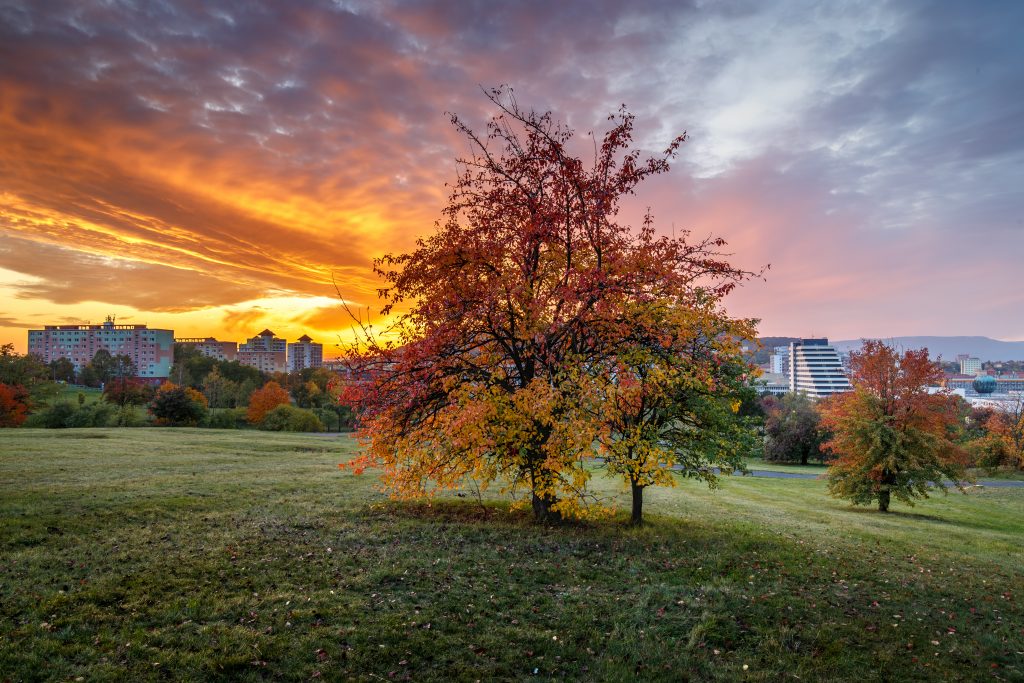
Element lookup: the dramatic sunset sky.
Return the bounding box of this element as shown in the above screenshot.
[2,1,1022,355]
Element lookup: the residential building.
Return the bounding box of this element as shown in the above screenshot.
[959,356,982,376]
[789,338,853,398]
[237,329,287,373]
[769,345,790,375]
[288,334,323,372]
[27,317,174,379]
[175,337,238,361]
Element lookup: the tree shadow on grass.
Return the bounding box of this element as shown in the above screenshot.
[839,504,957,526]
[358,498,523,524]
[354,497,621,532]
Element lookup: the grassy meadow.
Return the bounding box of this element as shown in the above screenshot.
[1,428,1021,681]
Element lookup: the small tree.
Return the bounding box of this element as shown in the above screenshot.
[595,299,757,524]
[246,381,290,424]
[764,392,827,464]
[103,379,153,408]
[149,382,208,426]
[0,383,30,427]
[981,395,1024,469]
[821,340,968,512]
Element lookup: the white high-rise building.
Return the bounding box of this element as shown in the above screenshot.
[789,338,852,398]
[288,334,323,372]
[960,357,982,376]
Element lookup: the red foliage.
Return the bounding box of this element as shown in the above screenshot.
[0,382,30,427]
[340,88,758,520]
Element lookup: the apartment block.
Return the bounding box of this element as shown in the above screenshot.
[27,317,174,379]
[287,334,323,372]
[175,337,238,361]
[236,329,287,373]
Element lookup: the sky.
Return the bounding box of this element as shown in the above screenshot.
[1,0,1023,355]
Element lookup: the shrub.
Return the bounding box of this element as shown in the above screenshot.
[258,404,325,432]
[64,403,116,428]
[150,382,208,426]
[206,407,249,429]
[25,402,77,428]
[114,406,150,427]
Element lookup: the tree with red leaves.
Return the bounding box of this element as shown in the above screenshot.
[343,88,756,522]
[821,340,968,512]
[0,382,30,427]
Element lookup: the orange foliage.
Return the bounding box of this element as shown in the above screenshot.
[339,89,758,522]
[247,381,291,424]
[983,396,1024,469]
[820,340,968,511]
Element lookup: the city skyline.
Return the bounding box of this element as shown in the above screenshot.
[2,1,1024,352]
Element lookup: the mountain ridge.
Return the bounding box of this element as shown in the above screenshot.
[829,336,1024,362]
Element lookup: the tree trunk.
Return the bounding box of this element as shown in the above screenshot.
[531,492,561,524]
[630,483,644,525]
[878,469,894,512]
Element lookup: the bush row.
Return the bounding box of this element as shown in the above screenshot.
[23,403,327,432]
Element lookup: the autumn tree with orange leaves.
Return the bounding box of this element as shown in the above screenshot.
[247,381,291,425]
[979,395,1024,470]
[821,340,968,512]
[342,88,757,522]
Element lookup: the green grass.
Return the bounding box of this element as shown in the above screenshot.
[54,386,104,405]
[743,456,830,475]
[1,429,1021,681]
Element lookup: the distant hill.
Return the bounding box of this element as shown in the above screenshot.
[749,337,801,365]
[831,336,1024,362]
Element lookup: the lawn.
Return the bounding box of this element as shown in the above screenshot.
[54,386,104,405]
[1,429,1021,681]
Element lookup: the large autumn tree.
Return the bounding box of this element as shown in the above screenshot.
[343,88,755,522]
[821,340,968,512]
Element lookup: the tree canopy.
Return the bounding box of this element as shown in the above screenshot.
[343,89,757,522]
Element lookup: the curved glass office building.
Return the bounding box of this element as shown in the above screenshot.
[788,338,853,398]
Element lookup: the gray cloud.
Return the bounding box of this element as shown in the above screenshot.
[1,0,1022,337]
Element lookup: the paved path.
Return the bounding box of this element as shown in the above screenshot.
[738,468,1024,488]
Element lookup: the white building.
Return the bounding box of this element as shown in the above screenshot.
[755,372,790,396]
[769,345,790,375]
[789,338,853,398]
[287,334,323,372]
[960,356,982,376]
